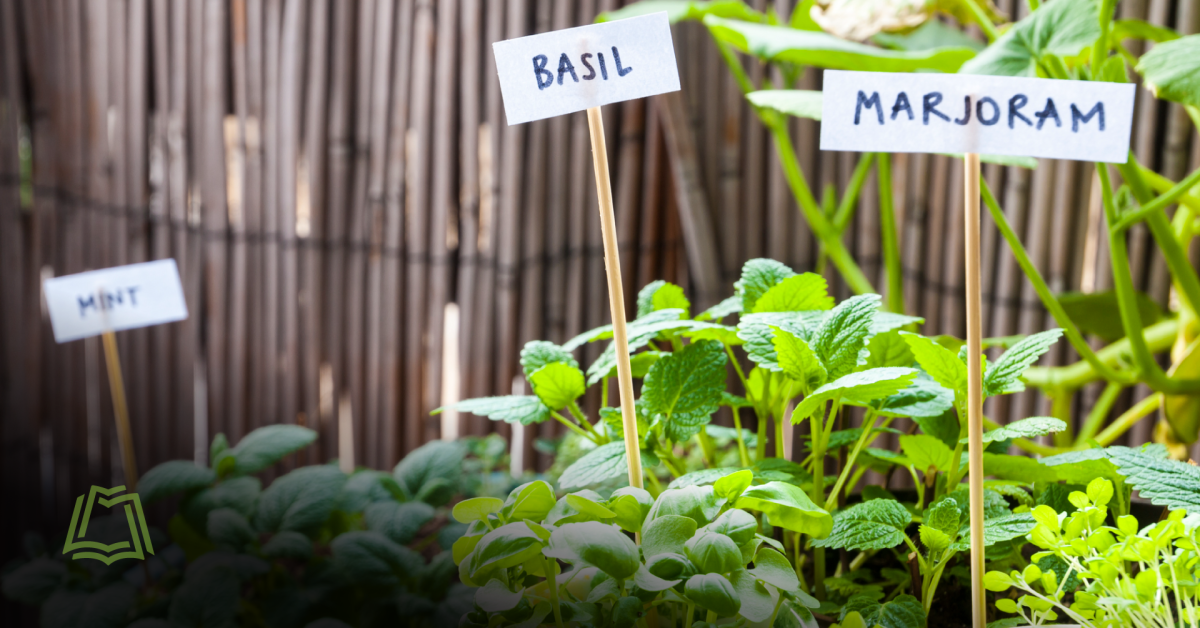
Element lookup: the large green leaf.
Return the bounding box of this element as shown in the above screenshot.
[597,0,765,24]
[394,439,465,503]
[529,362,586,410]
[1058,290,1164,342]
[365,501,436,545]
[706,15,974,72]
[559,441,629,490]
[902,333,965,396]
[984,329,1063,396]
[228,425,318,475]
[1108,446,1200,513]
[960,0,1100,76]
[900,434,953,475]
[794,367,918,420]
[737,258,795,313]
[1136,34,1200,108]
[646,485,724,527]
[752,273,834,313]
[877,379,954,419]
[773,326,827,392]
[547,522,640,580]
[863,329,915,370]
[255,466,346,534]
[840,594,927,628]
[748,90,824,121]
[735,482,832,537]
[730,567,780,623]
[812,498,911,551]
[443,395,550,426]
[333,531,424,586]
[642,514,699,559]
[966,416,1067,444]
[874,18,986,52]
[565,308,684,351]
[520,341,579,378]
[139,461,216,504]
[642,340,727,442]
[812,294,880,381]
[980,453,1057,484]
[464,523,545,583]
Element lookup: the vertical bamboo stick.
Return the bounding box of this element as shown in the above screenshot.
[963,153,986,628]
[101,331,138,489]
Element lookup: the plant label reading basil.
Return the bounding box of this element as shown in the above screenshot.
[820,70,1135,163]
[492,11,680,125]
[43,259,188,343]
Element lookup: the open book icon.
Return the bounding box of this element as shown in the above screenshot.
[62,485,155,565]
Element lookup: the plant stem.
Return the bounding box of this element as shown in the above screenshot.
[706,610,717,623]
[685,603,695,628]
[1023,318,1178,390]
[833,153,876,233]
[825,412,878,511]
[601,377,610,409]
[877,153,905,315]
[1075,381,1124,444]
[1050,392,1074,447]
[697,429,719,466]
[1094,393,1162,446]
[960,0,1000,42]
[775,410,786,459]
[981,178,1135,385]
[551,411,597,442]
[731,407,752,467]
[543,555,565,628]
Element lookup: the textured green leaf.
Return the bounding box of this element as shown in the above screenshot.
[813,499,911,551]
[968,417,1067,444]
[394,440,464,502]
[752,273,834,313]
[334,531,424,586]
[139,461,217,504]
[925,497,960,537]
[255,466,346,533]
[447,395,550,425]
[736,482,832,537]
[520,341,579,378]
[260,530,312,560]
[1136,34,1200,108]
[586,313,701,384]
[529,362,586,410]
[464,523,544,582]
[707,15,973,73]
[747,90,824,121]
[984,329,1063,396]
[877,379,954,419]
[636,280,669,318]
[697,295,742,322]
[207,508,256,549]
[811,295,880,381]
[642,340,727,442]
[1109,446,1200,513]
[737,258,795,313]
[960,0,1099,77]
[864,329,915,370]
[653,282,691,315]
[503,480,557,523]
[772,325,826,392]
[840,593,927,628]
[979,513,1037,547]
[558,441,628,490]
[547,522,640,580]
[919,526,951,552]
[229,425,318,475]
[981,453,1057,484]
[565,308,685,352]
[902,333,966,394]
[900,434,954,475]
[794,367,918,420]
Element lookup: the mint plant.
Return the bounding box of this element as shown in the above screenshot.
[985,478,1200,628]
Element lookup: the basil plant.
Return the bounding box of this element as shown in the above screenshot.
[452,470,829,628]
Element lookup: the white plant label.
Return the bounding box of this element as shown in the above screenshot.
[820,70,1136,163]
[493,12,680,125]
[43,259,189,343]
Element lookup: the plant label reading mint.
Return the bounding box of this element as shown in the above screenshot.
[492,12,679,125]
[820,70,1135,163]
[43,259,188,343]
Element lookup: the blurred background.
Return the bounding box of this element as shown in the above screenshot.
[2,0,1199,545]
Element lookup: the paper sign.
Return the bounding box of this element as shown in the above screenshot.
[493,12,680,125]
[43,259,188,343]
[820,70,1135,163]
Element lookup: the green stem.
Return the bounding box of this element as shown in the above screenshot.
[706,610,717,623]
[1051,392,1074,447]
[922,551,956,613]
[543,555,565,628]
[981,178,1135,385]
[1092,0,1117,70]
[1023,318,1179,390]
[552,411,597,442]
[833,153,876,233]
[1112,162,1200,233]
[825,411,878,511]
[767,115,875,295]
[1138,162,1200,215]
[1094,393,1162,446]
[1117,160,1200,318]
[1075,381,1124,444]
[644,467,664,497]
[878,153,905,314]
[775,410,786,459]
[730,407,752,467]
[697,430,719,467]
[685,603,695,628]
[960,0,1000,42]
[601,377,610,409]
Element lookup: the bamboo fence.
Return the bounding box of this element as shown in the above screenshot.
[2,0,1199,533]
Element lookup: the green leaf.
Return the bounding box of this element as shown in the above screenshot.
[228,425,318,475]
[960,0,1099,77]
[772,326,827,392]
[874,18,986,52]
[529,362,587,410]
[520,340,579,379]
[586,313,702,385]
[636,280,669,317]
[642,515,698,559]
[1136,34,1200,108]
[704,508,758,545]
[1108,447,1200,513]
[877,379,954,419]
[981,513,1037,546]
[686,573,741,617]
[442,395,550,426]
[652,282,691,316]
[812,295,880,381]
[181,476,261,534]
[794,367,918,420]
[453,497,505,524]
[1,558,66,605]
[255,466,346,533]
[597,0,765,24]
[394,439,464,503]
[697,295,742,322]
[752,273,834,313]
[646,485,724,527]
[840,593,927,628]
[503,480,557,523]
[476,578,523,613]
[260,530,312,560]
[735,481,832,537]
[207,508,256,549]
[559,441,629,490]
[747,89,824,121]
[139,461,216,504]
[902,333,965,395]
[900,434,954,475]
[547,522,640,580]
[642,339,727,442]
[737,258,795,313]
[607,487,653,534]
[730,568,780,623]
[168,566,239,628]
[984,329,1063,397]
[706,15,973,72]
[967,417,1068,444]
[465,523,545,582]
[813,499,911,551]
[925,497,960,537]
[919,526,951,552]
[566,308,684,351]
[685,531,744,574]
[333,531,424,586]
[980,453,1059,484]
[864,329,915,370]
[749,547,802,592]
[1058,290,1164,342]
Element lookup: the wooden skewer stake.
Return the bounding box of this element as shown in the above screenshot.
[101,330,139,490]
[963,152,986,628]
[587,106,643,490]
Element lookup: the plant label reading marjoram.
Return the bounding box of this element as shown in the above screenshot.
[43,259,189,343]
[492,12,680,125]
[820,70,1135,163]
